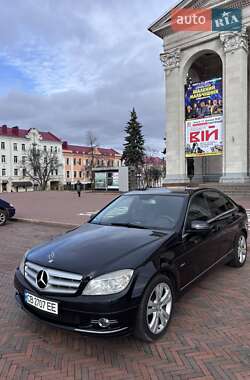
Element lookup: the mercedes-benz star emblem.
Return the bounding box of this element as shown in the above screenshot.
[37,270,48,289]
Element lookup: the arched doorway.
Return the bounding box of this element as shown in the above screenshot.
[185,51,223,183]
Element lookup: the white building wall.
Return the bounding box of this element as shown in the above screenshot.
[0,129,63,192]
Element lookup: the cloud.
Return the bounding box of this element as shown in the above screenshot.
[0,0,176,153]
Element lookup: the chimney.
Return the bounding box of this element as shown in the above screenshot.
[62,141,68,149]
[2,125,7,134]
[12,126,19,136]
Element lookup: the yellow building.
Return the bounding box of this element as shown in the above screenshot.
[62,142,121,188]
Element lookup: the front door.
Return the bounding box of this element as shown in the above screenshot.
[177,191,221,289]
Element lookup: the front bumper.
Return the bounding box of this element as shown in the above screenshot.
[7,207,15,218]
[14,269,138,336]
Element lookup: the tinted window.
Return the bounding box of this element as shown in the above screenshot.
[91,194,185,230]
[204,191,235,218]
[186,192,212,229]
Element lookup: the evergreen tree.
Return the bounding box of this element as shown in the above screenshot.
[122,108,145,168]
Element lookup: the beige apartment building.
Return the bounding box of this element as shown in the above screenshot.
[62,141,122,188]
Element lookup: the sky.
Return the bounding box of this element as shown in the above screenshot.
[0,0,176,154]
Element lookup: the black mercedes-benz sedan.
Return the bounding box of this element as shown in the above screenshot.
[14,188,248,342]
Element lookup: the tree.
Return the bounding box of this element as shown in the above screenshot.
[122,108,145,169]
[21,145,61,191]
[85,131,99,190]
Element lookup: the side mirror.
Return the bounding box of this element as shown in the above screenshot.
[190,220,210,233]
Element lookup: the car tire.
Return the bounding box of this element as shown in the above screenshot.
[134,274,174,342]
[228,233,247,268]
[0,209,7,226]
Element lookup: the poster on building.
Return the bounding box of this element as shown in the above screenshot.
[185,78,223,157]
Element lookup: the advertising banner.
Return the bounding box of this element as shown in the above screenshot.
[185,78,223,157]
[185,116,223,157]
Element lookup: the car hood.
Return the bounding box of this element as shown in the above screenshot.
[27,223,174,278]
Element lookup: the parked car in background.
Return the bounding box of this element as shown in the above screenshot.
[14,188,247,342]
[0,198,15,225]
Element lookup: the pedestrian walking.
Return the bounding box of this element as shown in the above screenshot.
[76,181,81,198]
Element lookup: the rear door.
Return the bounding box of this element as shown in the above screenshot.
[203,190,238,259]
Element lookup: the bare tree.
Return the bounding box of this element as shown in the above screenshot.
[20,145,61,191]
[85,131,99,190]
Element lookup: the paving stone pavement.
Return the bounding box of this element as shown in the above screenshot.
[1,221,250,380]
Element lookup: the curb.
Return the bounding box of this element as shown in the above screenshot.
[12,217,79,229]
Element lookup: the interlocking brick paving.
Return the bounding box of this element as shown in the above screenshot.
[1,221,250,380]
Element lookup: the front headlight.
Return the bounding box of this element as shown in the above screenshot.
[19,250,30,276]
[82,269,134,296]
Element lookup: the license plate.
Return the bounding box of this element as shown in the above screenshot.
[24,291,58,315]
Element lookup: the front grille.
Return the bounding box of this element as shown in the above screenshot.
[24,261,83,294]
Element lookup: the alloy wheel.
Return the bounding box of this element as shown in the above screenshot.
[146,282,172,335]
[0,212,6,224]
[238,235,247,264]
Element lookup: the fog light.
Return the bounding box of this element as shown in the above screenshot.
[98,318,111,328]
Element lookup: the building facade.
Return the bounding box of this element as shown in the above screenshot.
[62,142,121,188]
[0,125,64,192]
[149,0,250,184]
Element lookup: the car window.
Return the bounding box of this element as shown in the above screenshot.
[91,194,185,230]
[98,196,134,220]
[186,192,212,229]
[204,191,235,218]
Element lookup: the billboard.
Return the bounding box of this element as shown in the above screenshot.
[185,78,223,157]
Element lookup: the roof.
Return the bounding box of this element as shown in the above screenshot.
[144,156,164,165]
[0,125,61,142]
[64,143,121,157]
[126,187,204,196]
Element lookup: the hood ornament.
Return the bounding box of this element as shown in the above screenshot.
[48,251,55,264]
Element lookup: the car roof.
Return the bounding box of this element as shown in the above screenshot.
[125,187,221,197]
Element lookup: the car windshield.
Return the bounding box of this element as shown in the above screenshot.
[91,194,185,230]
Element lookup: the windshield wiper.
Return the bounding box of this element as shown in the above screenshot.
[110,222,148,229]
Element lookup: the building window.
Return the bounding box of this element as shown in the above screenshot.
[78,159,81,165]
[55,169,58,176]
[14,156,18,163]
[73,158,76,165]
[66,158,70,165]
[1,155,6,163]
[74,171,77,178]
[101,160,104,166]
[44,146,47,151]
[1,142,5,149]
[50,146,53,153]
[67,171,70,178]
[79,172,82,178]
[2,169,6,176]
[86,159,89,166]
[13,143,17,151]
[14,168,18,176]
[23,168,26,177]
[22,144,25,151]
[55,147,58,153]
[22,156,26,164]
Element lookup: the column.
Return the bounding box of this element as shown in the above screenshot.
[160,48,188,184]
[220,27,250,183]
